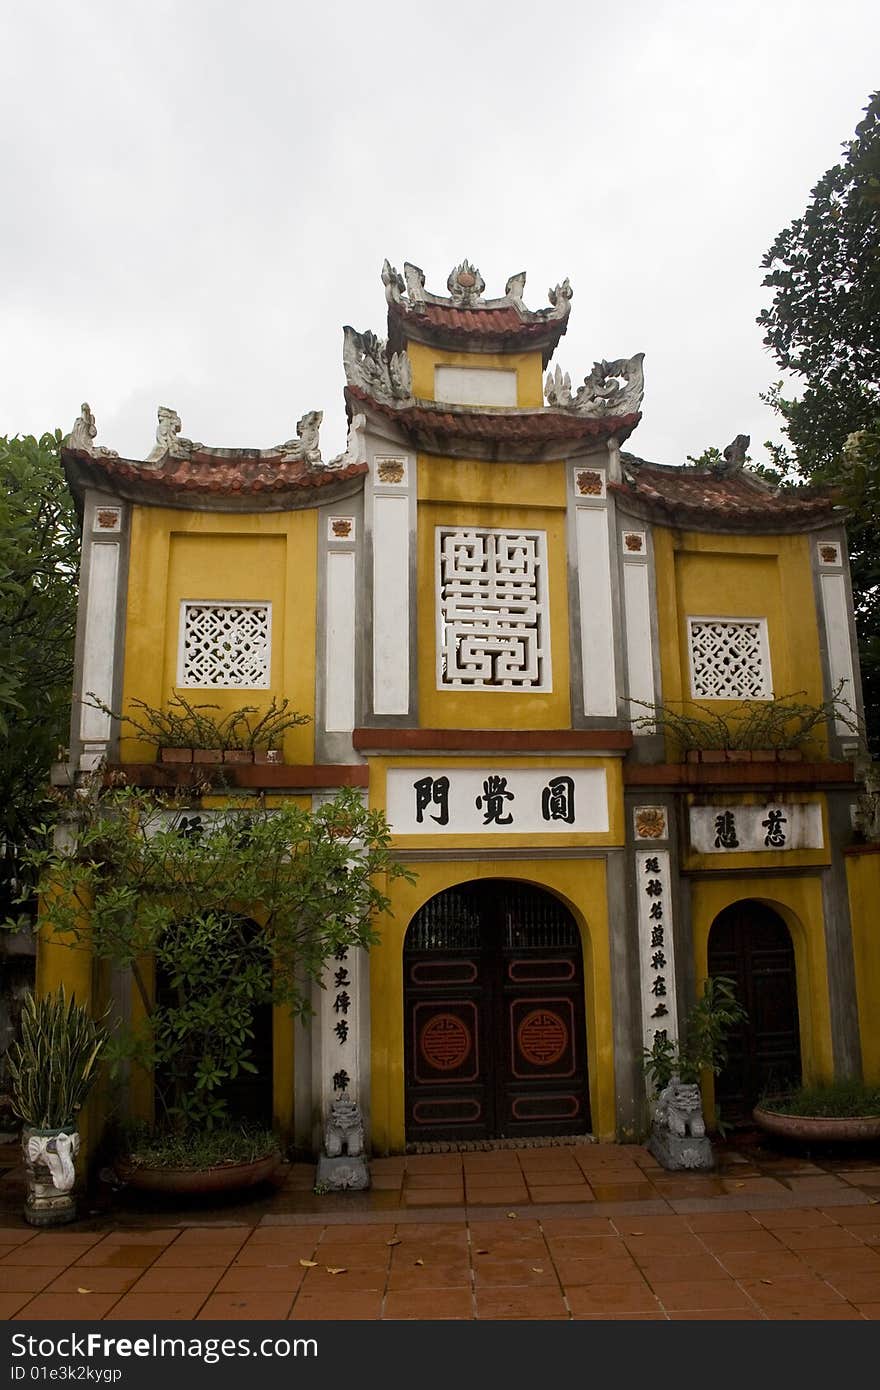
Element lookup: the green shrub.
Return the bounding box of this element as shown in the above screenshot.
[121,1122,278,1169]
[85,692,309,751]
[758,1080,880,1117]
[6,986,109,1129]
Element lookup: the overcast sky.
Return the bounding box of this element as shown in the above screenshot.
[2,1,878,468]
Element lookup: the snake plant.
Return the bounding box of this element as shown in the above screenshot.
[6,987,109,1129]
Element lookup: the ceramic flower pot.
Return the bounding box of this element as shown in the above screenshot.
[752,1105,880,1143]
[116,1150,282,1195]
[22,1124,80,1226]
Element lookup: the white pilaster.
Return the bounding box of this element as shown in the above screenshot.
[621,530,656,716]
[369,449,414,716]
[573,470,616,717]
[78,533,122,768]
[325,548,357,733]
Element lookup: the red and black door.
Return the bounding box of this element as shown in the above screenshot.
[404,881,590,1141]
[708,900,802,1124]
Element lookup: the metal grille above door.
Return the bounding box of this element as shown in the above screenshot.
[404,881,590,1142]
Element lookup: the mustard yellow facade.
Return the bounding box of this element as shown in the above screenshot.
[52,257,872,1163]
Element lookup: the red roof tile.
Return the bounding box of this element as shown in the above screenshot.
[612,461,838,530]
[62,446,368,506]
[387,299,569,362]
[347,385,639,453]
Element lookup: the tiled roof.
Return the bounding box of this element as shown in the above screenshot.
[387,299,569,363]
[347,385,639,457]
[612,459,839,531]
[62,445,368,508]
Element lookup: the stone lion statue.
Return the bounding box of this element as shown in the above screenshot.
[653,1078,706,1138]
[324,1095,364,1158]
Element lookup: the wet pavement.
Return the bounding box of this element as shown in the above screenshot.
[2,1132,879,1320]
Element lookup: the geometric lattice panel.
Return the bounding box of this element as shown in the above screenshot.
[178,602,271,688]
[436,527,550,690]
[688,617,770,700]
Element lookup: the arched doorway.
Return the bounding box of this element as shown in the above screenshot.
[708,900,802,1124]
[403,880,590,1142]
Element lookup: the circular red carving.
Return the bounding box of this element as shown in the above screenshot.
[517,1008,567,1066]
[420,1013,472,1071]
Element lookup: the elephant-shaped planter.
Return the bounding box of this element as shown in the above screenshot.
[22,1125,80,1226]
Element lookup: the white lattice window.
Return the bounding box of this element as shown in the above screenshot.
[688,617,771,700]
[436,527,551,690]
[178,602,271,688]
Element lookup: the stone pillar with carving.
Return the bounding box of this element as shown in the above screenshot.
[315,940,370,1190]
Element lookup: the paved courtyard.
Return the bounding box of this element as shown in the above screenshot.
[2,1136,880,1321]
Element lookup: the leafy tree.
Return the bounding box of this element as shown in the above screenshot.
[757,91,880,746]
[10,787,413,1134]
[0,431,79,916]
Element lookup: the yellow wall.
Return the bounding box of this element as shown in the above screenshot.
[121,507,317,764]
[407,342,544,408]
[418,497,572,730]
[369,856,617,1152]
[845,849,880,1082]
[653,529,827,758]
[690,875,834,1117]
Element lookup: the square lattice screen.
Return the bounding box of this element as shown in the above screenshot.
[178,602,272,688]
[688,617,771,699]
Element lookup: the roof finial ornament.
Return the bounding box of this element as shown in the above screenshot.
[381,259,405,306]
[547,279,573,319]
[278,410,323,466]
[545,353,645,417]
[342,326,413,403]
[327,412,367,470]
[64,403,118,458]
[403,262,426,310]
[714,434,751,476]
[447,260,485,305]
[505,271,527,305]
[147,406,201,462]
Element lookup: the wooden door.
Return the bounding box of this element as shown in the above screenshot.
[708,901,801,1124]
[404,881,590,1142]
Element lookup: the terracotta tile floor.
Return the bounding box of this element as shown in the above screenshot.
[2,1133,880,1320]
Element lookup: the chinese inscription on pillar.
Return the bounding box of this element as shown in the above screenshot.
[324,943,358,1105]
[635,849,679,1056]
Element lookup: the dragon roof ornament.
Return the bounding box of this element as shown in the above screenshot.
[545,352,645,418]
[381,259,573,323]
[342,325,413,404]
[64,403,119,458]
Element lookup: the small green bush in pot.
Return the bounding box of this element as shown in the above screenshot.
[6,986,109,1225]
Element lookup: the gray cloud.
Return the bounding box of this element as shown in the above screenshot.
[2,0,878,465]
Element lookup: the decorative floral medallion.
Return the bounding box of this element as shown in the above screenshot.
[574,468,605,497]
[635,806,667,840]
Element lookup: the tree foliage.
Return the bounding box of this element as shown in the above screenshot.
[757,92,880,745]
[10,787,413,1133]
[0,432,80,912]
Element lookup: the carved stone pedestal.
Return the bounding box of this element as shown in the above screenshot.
[315,1154,370,1191]
[648,1129,715,1171]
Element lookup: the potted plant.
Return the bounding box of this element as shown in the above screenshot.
[628,680,862,763]
[12,787,412,1198]
[5,986,109,1225]
[643,975,747,1170]
[85,692,309,764]
[753,1080,880,1145]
